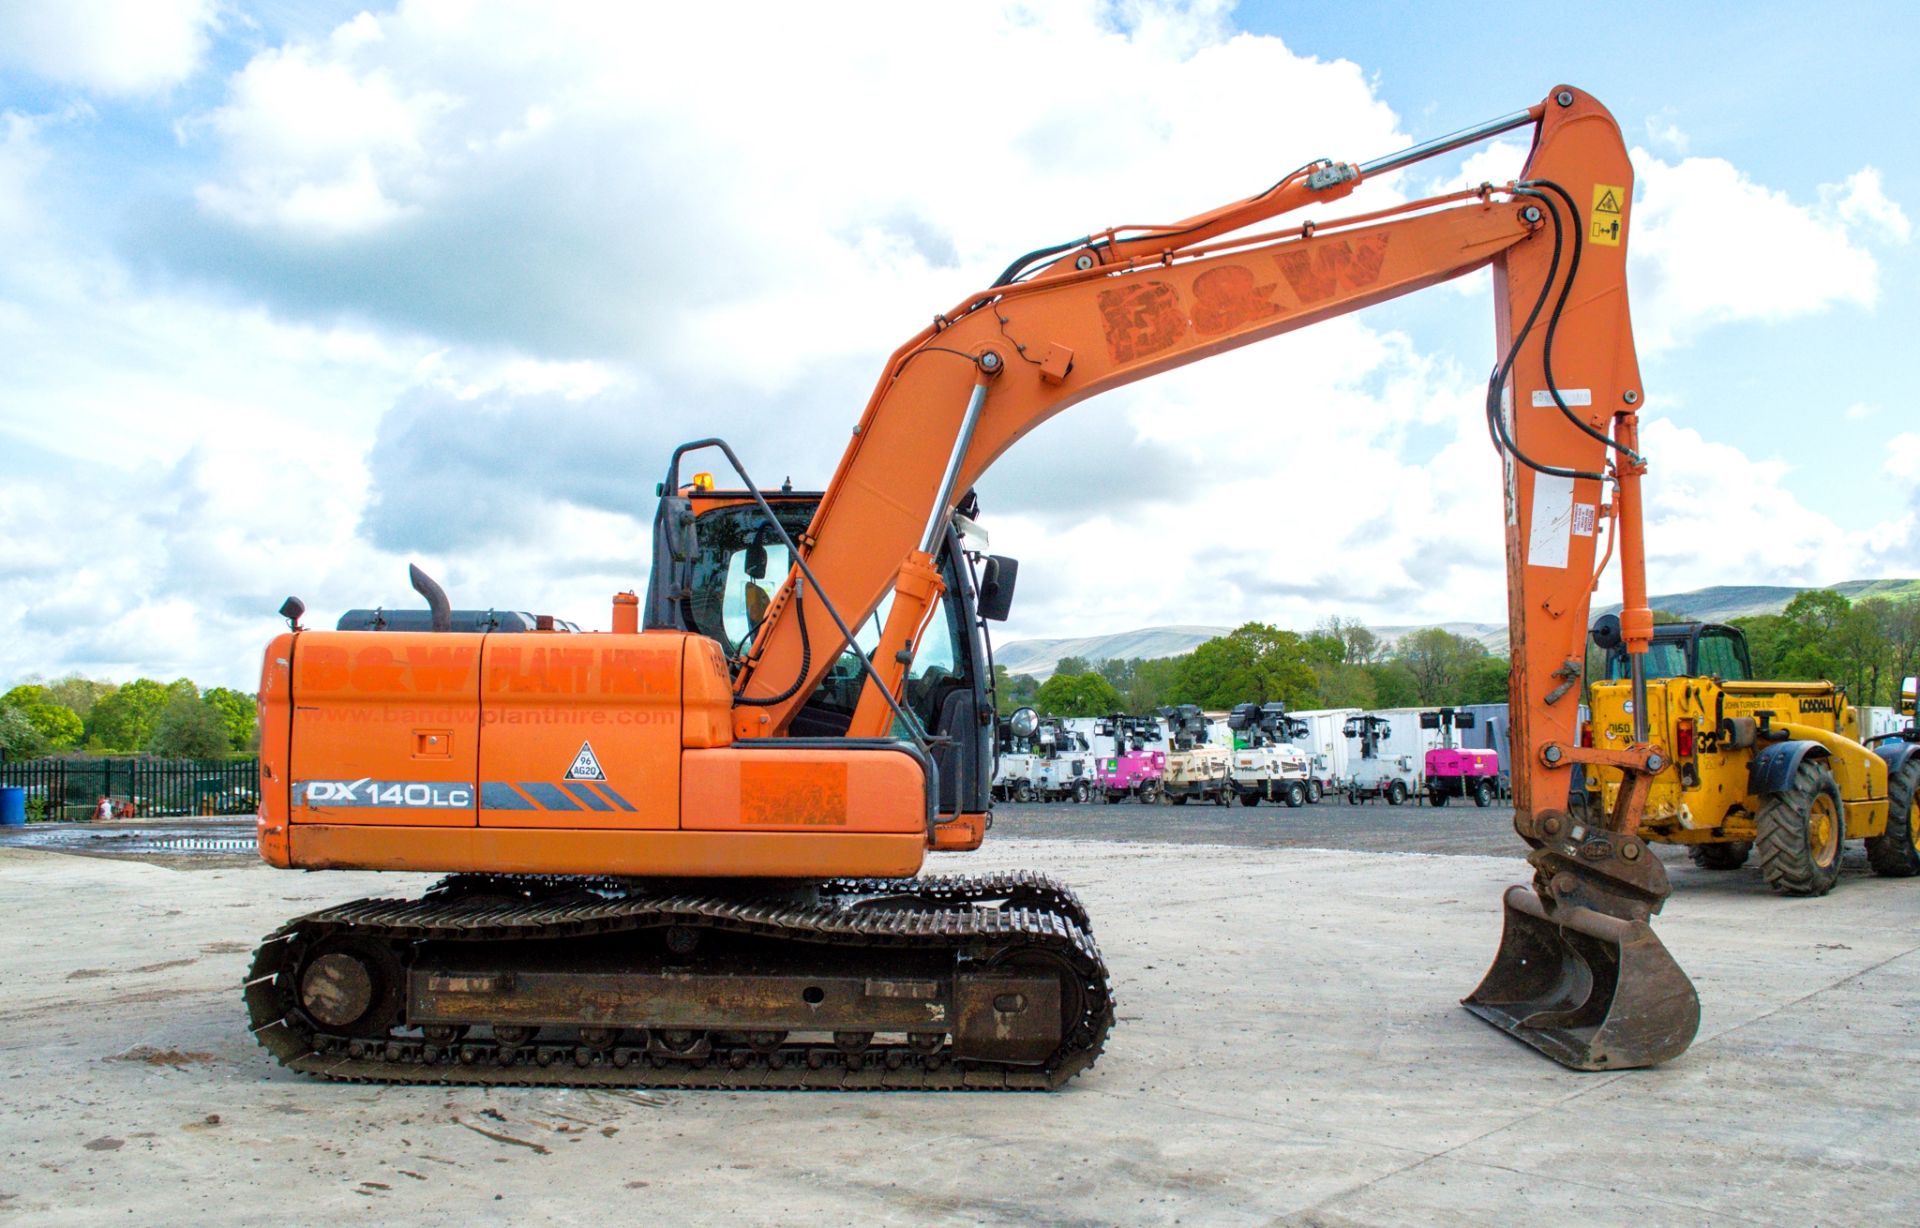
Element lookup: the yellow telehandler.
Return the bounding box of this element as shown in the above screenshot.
[1581,617,1920,896]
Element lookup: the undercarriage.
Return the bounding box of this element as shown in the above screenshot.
[245,871,1111,1090]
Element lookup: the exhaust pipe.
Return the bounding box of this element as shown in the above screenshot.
[408,564,452,632]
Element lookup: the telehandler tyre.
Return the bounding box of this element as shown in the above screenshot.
[1755,760,1845,897]
[1865,757,1920,878]
[1687,841,1751,871]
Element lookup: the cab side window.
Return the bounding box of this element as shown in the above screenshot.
[1696,630,1749,681]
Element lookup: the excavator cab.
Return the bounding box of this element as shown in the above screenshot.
[645,480,1004,823]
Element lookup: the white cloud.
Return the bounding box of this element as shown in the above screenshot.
[0,0,217,96]
[1821,167,1911,244]
[1627,149,1905,352]
[1845,402,1878,421]
[1,4,1912,691]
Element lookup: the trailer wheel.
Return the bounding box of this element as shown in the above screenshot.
[1387,781,1408,806]
[1238,792,1259,807]
[1104,790,1120,804]
[1345,788,1360,806]
[1074,780,1091,804]
[1755,759,1845,897]
[1307,780,1323,804]
[1169,793,1188,806]
[1865,757,1920,878]
[1213,789,1231,806]
[1285,781,1306,808]
[1472,780,1493,807]
[1013,784,1033,804]
[1427,788,1447,808]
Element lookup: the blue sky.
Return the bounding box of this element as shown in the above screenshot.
[1248,0,1920,531]
[0,1,1914,688]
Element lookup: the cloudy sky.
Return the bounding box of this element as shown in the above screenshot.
[1,0,1915,689]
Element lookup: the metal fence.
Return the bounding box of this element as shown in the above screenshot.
[0,757,259,821]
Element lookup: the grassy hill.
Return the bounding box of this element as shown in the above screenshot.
[999,578,1918,678]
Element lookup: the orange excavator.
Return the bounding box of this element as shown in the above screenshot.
[247,85,1699,1087]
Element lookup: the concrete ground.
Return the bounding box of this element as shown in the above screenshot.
[2,834,1916,1226]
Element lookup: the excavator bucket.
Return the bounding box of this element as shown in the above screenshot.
[1462,885,1699,1071]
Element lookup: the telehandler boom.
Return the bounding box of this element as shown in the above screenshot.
[248,86,1697,1086]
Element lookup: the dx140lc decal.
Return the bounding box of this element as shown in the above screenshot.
[294,779,474,809]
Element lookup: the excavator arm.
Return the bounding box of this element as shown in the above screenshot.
[730,85,1697,1070]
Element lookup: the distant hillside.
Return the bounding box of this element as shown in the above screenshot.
[1594,578,1920,622]
[995,626,1229,679]
[998,578,1918,678]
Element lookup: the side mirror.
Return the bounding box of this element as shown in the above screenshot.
[1010,707,1040,738]
[1590,613,1623,652]
[744,543,769,579]
[1901,676,1918,717]
[1419,712,1441,730]
[977,555,1019,622]
[1455,711,1476,729]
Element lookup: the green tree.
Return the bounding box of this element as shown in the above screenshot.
[147,694,231,759]
[993,665,1041,715]
[201,687,257,751]
[1394,627,1489,704]
[1364,660,1420,707]
[45,676,114,721]
[0,703,49,760]
[1053,655,1092,678]
[1310,661,1377,708]
[1124,657,1183,712]
[1315,616,1384,664]
[1459,656,1512,705]
[1170,623,1317,710]
[1782,589,1851,638]
[1,685,84,751]
[1728,613,1794,679]
[1033,672,1122,717]
[86,678,174,751]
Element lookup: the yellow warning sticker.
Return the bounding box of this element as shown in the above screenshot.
[1589,183,1626,246]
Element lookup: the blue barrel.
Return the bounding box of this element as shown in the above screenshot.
[0,786,25,826]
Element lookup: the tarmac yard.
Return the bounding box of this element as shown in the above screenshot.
[2,825,1917,1226]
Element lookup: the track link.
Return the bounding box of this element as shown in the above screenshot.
[245,874,1111,1090]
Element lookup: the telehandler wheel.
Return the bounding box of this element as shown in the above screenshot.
[1386,781,1408,806]
[1284,781,1306,808]
[1755,759,1846,897]
[1865,757,1920,878]
[1238,792,1260,807]
[1687,841,1751,871]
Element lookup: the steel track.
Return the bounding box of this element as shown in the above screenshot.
[244,872,1111,1091]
